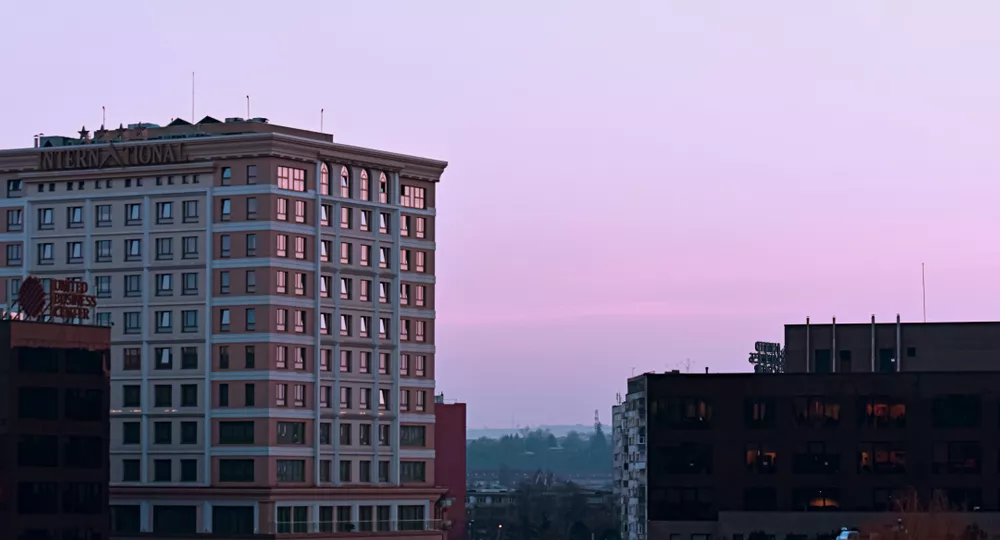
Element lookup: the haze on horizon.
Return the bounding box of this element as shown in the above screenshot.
[3,0,1000,427]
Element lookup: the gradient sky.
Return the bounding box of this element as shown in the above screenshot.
[3,1,1000,428]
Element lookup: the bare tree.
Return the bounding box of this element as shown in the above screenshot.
[859,489,961,540]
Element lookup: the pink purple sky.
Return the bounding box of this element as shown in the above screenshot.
[3,1,1000,427]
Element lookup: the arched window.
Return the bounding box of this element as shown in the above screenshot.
[320,163,330,195]
[378,172,388,204]
[339,166,350,198]
[360,170,370,201]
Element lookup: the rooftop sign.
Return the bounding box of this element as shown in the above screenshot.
[39,142,187,171]
[749,341,784,374]
[17,277,97,322]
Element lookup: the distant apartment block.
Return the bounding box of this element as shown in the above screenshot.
[0,117,447,537]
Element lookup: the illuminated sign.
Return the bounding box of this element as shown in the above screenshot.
[17,277,97,322]
[749,341,784,374]
[39,142,187,171]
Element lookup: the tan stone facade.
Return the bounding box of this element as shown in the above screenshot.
[0,117,447,536]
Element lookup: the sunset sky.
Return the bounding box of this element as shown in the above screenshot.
[4,1,1000,427]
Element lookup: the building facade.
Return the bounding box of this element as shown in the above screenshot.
[433,397,467,540]
[0,320,111,540]
[629,367,1000,540]
[0,117,447,537]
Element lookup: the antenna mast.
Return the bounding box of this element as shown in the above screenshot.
[320,108,325,132]
[246,95,251,119]
[191,72,195,122]
[922,263,927,323]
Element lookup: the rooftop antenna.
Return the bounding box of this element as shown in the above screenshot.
[246,95,251,119]
[922,263,927,323]
[191,72,195,123]
[101,106,106,129]
[320,108,325,132]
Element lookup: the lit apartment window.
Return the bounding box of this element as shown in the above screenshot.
[156,274,173,296]
[182,236,198,259]
[341,207,352,229]
[340,387,352,409]
[276,384,287,406]
[400,354,410,376]
[294,200,306,223]
[247,165,258,184]
[246,198,258,220]
[294,237,305,259]
[276,271,287,294]
[379,318,389,339]
[400,390,410,411]
[416,251,426,273]
[321,349,332,371]
[400,215,410,237]
[277,309,288,331]
[416,391,426,412]
[155,238,173,260]
[340,166,351,197]
[360,280,370,302]
[379,282,389,304]
[340,278,351,300]
[321,276,331,298]
[96,205,111,226]
[379,247,390,269]
[277,166,306,192]
[379,212,389,234]
[360,316,370,338]
[294,273,305,295]
[416,285,426,307]
[277,235,288,257]
[219,309,230,332]
[156,311,173,333]
[320,313,330,334]
[416,321,426,342]
[246,270,256,292]
[416,356,426,377]
[340,315,351,337]
[360,210,370,232]
[66,241,83,263]
[360,352,371,374]
[360,170,370,201]
[183,200,198,223]
[37,243,54,265]
[379,353,389,375]
[6,209,21,232]
[37,208,54,230]
[277,346,287,368]
[320,163,330,195]
[294,311,305,333]
[400,249,409,271]
[67,206,83,228]
[360,245,371,267]
[294,384,305,407]
[400,320,410,341]
[295,347,306,369]
[220,199,231,221]
[340,242,351,264]
[6,244,21,265]
[321,204,330,226]
[340,351,352,373]
[220,271,230,294]
[379,172,388,204]
[379,389,390,410]
[320,240,330,262]
[416,217,426,239]
[156,202,173,224]
[277,198,288,221]
[126,203,142,225]
[246,233,257,256]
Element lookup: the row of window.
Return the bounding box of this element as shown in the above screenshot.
[117,382,429,412]
[655,394,987,429]
[8,174,202,198]
[16,435,104,469]
[120,345,429,377]
[18,387,104,421]
[213,420,426,447]
[15,482,104,515]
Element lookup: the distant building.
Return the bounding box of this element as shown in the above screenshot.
[1,320,111,540]
[435,395,467,540]
[613,392,647,540]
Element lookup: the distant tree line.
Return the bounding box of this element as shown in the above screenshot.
[467,425,611,475]
[470,479,618,540]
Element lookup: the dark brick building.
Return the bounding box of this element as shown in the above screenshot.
[621,320,1000,540]
[0,321,111,540]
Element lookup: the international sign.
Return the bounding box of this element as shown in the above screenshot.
[748,341,784,374]
[39,142,187,171]
[17,277,97,321]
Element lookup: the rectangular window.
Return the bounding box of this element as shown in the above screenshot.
[295,200,306,223]
[156,202,173,224]
[219,309,231,332]
[400,461,426,483]
[246,233,257,256]
[277,422,306,445]
[219,459,255,482]
[155,237,173,260]
[156,311,173,333]
[219,421,255,444]
[126,203,142,225]
[220,198,231,221]
[7,208,22,231]
[182,236,198,258]
[247,165,258,185]
[183,200,198,223]
[246,270,256,293]
[7,244,22,265]
[277,166,307,192]
[246,197,258,219]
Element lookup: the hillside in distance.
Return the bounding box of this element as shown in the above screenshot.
[467,424,592,440]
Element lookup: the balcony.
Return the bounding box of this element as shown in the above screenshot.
[111,521,447,540]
